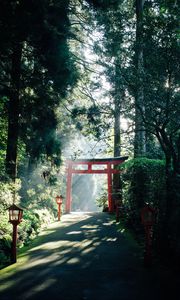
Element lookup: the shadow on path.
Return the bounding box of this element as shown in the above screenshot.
[0,212,178,300]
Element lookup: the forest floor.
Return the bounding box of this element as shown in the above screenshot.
[0,212,179,300]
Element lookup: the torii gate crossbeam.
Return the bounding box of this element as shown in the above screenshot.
[65,156,128,213]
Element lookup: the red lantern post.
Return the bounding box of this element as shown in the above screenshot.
[56,195,63,221]
[8,204,23,263]
[141,204,156,267]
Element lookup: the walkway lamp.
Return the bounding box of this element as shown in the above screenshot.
[141,204,156,267]
[8,204,23,263]
[56,195,63,221]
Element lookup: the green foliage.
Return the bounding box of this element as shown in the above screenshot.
[19,164,64,212]
[0,171,60,268]
[0,181,21,213]
[0,0,79,180]
[0,98,8,178]
[0,205,55,268]
[0,181,21,266]
[0,213,12,266]
[87,0,120,10]
[96,191,108,211]
[18,208,54,247]
[121,158,166,231]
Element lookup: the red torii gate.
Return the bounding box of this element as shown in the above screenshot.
[65,156,128,213]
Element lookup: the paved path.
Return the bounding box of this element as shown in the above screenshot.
[0,212,178,300]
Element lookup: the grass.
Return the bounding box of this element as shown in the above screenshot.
[0,220,59,279]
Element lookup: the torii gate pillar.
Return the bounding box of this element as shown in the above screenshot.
[65,162,72,213]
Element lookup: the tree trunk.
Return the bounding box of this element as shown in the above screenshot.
[113,91,122,207]
[134,0,146,157]
[114,100,121,158]
[6,42,22,181]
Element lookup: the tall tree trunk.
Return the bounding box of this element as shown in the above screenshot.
[114,105,121,158]
[113,91,122,207]
[6,42,22,181]
[134,0,146,157]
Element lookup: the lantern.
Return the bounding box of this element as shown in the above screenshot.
[8,204,23,263]
[56,195,63,205]
[8,204,23,225]
[56,195,63,221]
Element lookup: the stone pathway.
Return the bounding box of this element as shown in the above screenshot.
[0,212,178,299]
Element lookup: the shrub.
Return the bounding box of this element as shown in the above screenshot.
[121,158,166,239]
[18,208,54,247]
[96,191,108,211]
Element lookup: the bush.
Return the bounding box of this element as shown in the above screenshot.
[121,158,166,240]
[0,180,23,267]
[18,208,54,247]
[96,191,108,211]
[0,235,12,267]
[0,183,56,269]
